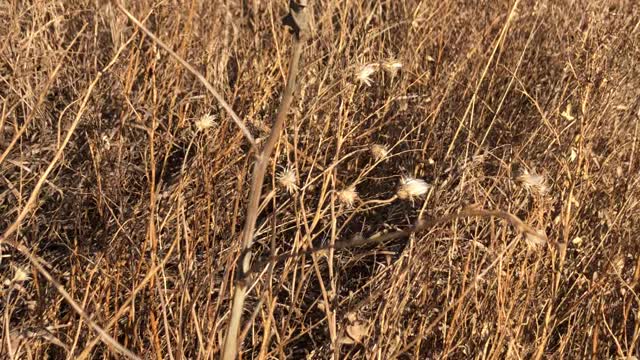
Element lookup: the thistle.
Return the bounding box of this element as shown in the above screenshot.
[517,169,548,195]
[11,265,30,283]
[195,113,218,131]
[356,63,378,86]
[337,186,359,207]
[370,144,389,162]
[277,166,298,194]
[397,176,430,200]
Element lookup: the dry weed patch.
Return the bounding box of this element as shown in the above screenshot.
[1,0,639,359]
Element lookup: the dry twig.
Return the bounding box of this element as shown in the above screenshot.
[221,1,311,359]
[245,206,548,278]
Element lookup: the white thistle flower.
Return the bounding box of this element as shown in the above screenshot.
[337,186,358,207]
[517,169,548,195]
[370,144,389,161]
[356,63,378,86]
[277,166,298,194]
[195,113,217,131]
[382,60,402,76]
[397,176,430,200]
[12,265,30,282]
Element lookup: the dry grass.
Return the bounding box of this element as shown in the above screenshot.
[1,0,639,359]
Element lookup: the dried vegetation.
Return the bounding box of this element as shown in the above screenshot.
[1,0,639,358]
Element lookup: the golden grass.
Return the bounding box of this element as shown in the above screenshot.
[1,0,639,359]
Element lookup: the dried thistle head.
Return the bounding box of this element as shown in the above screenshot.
[337,186,358,207]
[195,113,218,131]
[382,60,402,76]
[12,265,30,283]
[370,144,389,161]
[356,63,378,86]
[517,169,548,195]
[397,176,430,200]
[277,166,298,194]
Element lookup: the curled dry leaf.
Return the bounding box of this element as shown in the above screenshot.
[317,301,325,311]
[346,320,368,344]
[561,103,575,121]
[343,312,369,344]
[339,335,355,345]
[346,312,357,322]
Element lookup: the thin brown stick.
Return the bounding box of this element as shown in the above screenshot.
[245,206,548,278]
[221,2,310,359]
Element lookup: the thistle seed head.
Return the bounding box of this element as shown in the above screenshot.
[397,176,430,200]
[370,144,389,161]
[356,63,378,86]
[195,113,218,131]
[517,169,548,195]
[277,166,298,194]
[337,186,359,207]
[12,265,30,283]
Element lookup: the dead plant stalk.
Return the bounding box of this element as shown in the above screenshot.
[221,1,310,359]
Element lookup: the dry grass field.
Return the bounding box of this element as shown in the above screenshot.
[1,0,639,358]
